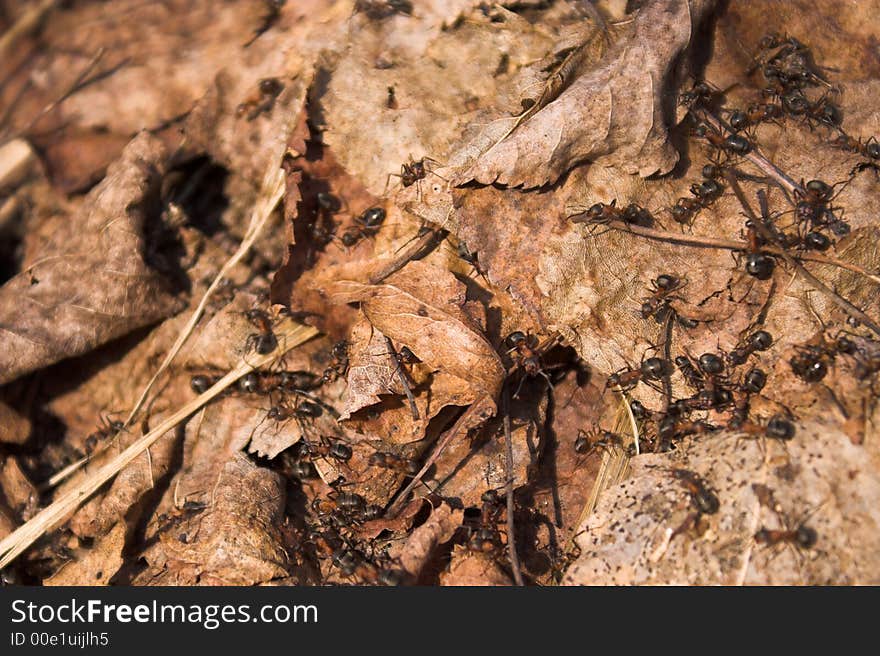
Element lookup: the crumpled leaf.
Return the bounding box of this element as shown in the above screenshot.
[0,133,184,385]
[44,521,126,586]
[322,259,505,411]
[392,503,463,579]
[441,547,513,586]
[563,421,880,585]
[137,454,288,586]
[448,0,717,187]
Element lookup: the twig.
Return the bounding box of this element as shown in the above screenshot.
[592,220,880,287]
[387,332,563,517]
[386,397,490,517]
[124,166,286,426]
[0,321,319,569]
[724,171,880,337]
[0,0,56,61]
[695,108,800,196]
[502,385,524,586]
[369,228,447,284]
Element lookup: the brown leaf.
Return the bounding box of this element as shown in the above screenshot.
[393,503,463,578]
[0,133,184,385]
[440,547,513,586]
[44,521,127,586]
[323,260,505,407]
[0,400,31,445]
[448,0,718,187]
[563,423,880,585]
[137,454,288,586]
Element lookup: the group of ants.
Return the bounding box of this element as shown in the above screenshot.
[60,32,880,585]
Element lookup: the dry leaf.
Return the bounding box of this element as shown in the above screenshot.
[448,0,718,187]
[441,547,513,586]
[324,260,505,408]
[44,521,126,586]
[137,454,288,586]
[0,133,184,385]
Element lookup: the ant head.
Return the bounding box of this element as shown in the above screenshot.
[504,331,528,348]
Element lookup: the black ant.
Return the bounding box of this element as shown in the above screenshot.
[569,200,654,228]
[755,521,817,550]
[670,469,720,515]
[574,427,627,457]
[386,86,398,109]
[729,368,768,428]
[607,355,669,391]
[267,398,323,423]
[244,308,278,355]
[237,370,320,395]
[340,207,386,247]
[505,331,542,377]
[385,337,420,420]
[727,102,783,133]
[354,0,413,20]
[640,274,684,323]
[743,220,776,280]
[728,329,773,365]
[322,340,350,383]
[657,417,718,444]
[385,155,442,198]
[455,241,490,282]
[368,451,420,476]
[732,415,796,440]
[83,415,125,454]
[694,123,752,156]
[675,355,705,391]
[792,179,849,238]
[300,436,353,462]
[236,77,284,120]
[465,490,506,554]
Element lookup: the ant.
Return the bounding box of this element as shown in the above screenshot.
[792,179,849,238]
[386,86,398,110]
[386,337,420,420]
[727,102,783,133]
[354,0,413,20]
[669,469,719,515]
[729,368,768,428]
[694,123,752,156]
[244,308,278,355]
[465,490,506,554]
[607,355,669,392]
[238,370,320,395]
[368,451,420,476]
[675,355,705,391]
[670,171,724,226]
[832,133,880,160]
[504,331,560,397]
[569,200,654,229]
[732,415,796,440]
[789,330,859,383]
[657,417,718,444]
[236,77,284,121]
[640,274,684,323]
[574,427,627,457]
[190,374,216,394]
[266,398,323,423]
[743,220,776,280]
[455,241,490,282]
[728,329,773,365]
[322,340,349,383]
[83,415,125,454]
[340,207,386,247]
[299,436,353,462]
[385,155,443,199]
